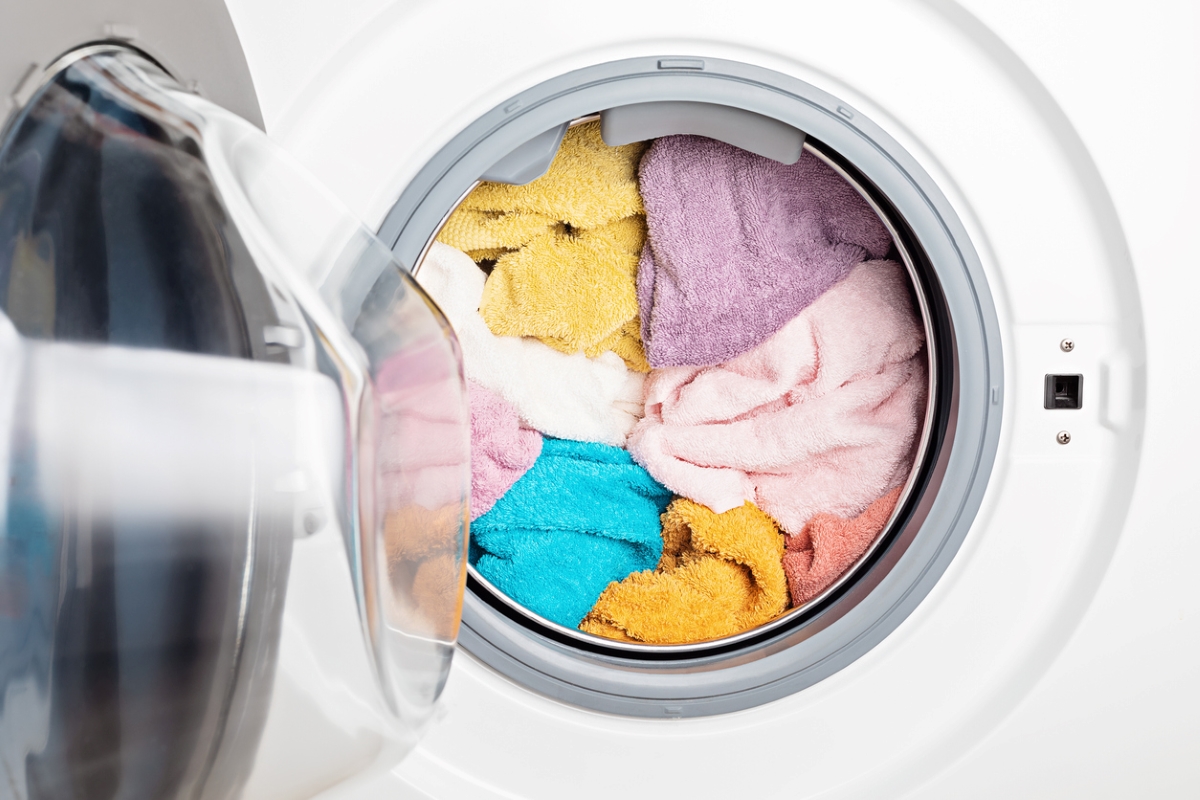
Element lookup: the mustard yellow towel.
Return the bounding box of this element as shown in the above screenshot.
[579,499,789,644]
[436,122,650,372]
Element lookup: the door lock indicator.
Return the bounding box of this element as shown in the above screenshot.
[1044,374,1082,410]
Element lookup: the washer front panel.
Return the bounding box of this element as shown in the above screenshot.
[381,56,1003,716]
[251,0,1150,794]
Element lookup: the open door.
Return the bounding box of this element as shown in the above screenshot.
[0,46,469,799]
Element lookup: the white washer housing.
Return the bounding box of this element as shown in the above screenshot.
[225,0,1197,797]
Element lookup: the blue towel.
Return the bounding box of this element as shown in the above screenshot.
[471,437,672,628]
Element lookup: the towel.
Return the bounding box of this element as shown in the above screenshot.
[580,499,788,644]
[636,136,894,368]
[437,122,650,371]
[375,341,469,516]
[471,437,673,628]
[628,259,926,535]
[416,242,645,446]
[784,487,902,607]
[468,381,541,520]
[478,216,649,371]
[375,347,470,641]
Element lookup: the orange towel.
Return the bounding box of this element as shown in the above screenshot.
[580,499,788,644]
[783,487,902,607]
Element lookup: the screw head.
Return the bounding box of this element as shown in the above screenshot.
[1056,430,1072,445]
[1060,338,1075,352]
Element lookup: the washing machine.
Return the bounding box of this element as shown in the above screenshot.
[2,0,1197,798]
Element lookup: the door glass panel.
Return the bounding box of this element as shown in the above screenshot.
[0,47,468,799]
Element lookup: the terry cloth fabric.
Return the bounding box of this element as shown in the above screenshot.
[375,339,469,517]
[471,437,673,629]
[468,381,541,520]
[636,136,894,368]
[437,122,650,371]
[375,347,470,641]
[784,487,902,607]
[580,499,788,644]
[417,242,645,446]
[628,260,926,535]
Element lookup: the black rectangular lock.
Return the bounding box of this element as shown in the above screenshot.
[1044,374,1082,409]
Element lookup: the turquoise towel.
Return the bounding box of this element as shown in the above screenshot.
[471,437,672,628]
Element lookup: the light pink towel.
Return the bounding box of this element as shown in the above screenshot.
[376,341,470,514]
[627,260,926,535]
[468,381,542,519]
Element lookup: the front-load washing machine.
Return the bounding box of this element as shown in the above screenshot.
[2,0,1197,798]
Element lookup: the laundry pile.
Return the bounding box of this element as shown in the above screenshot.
[418,121,927,643]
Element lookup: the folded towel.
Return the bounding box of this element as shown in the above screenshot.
[468,381,541,520]
[417,242,645,446]
[784,487,902,607]
[580,499,788,644]
[438,122,650,371]
[628,260,926,534]
[636,136,893,368]
[471,437,673,628]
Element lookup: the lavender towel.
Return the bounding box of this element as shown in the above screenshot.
[637,137,894,368]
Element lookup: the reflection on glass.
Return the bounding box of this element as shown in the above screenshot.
[0,47,468,798]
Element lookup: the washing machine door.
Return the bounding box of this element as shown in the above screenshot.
[0,46,470,799]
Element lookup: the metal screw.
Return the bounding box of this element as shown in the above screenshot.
[1060,338,1075,352]
[1056,430,1071,445]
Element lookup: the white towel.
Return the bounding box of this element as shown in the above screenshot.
[415,243,645,446]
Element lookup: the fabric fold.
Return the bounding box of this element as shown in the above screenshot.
[416,242,645,446]
[580,499,788,644]
[784,487,902,607]
[471,438,673,629]
[628,259,926,534]
[468,381,541,520]
[437,121,649,371]
[636,136,894,367]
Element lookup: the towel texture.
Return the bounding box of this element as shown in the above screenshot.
[417,242,645,446]
[580,499,788,644]
[468,381,541,520]
[438,122,650,371]
[375,347,470,641]
[784,487,902,607]
[628,259,926,534]
[471,437,673,628]
[637,136,894,367]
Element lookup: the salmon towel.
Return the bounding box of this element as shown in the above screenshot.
[784,487,902,607]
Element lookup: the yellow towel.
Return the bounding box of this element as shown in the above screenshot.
[436,122,650,372]
[579,499,789,644]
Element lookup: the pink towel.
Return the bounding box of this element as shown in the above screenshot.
[375,342,470,514]
[784,486,902,607]
[468,381,541,519]
[627,260,925,535]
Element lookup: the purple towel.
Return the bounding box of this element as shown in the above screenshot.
[637,137,894,368]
